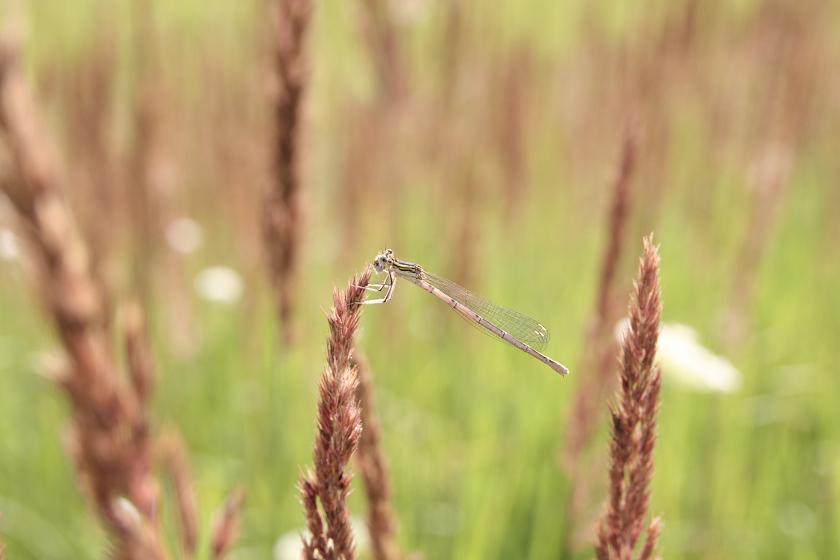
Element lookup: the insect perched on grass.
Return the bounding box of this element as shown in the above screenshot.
[359,249,570,375]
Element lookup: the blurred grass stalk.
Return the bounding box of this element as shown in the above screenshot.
[564,133,636,533]
[60,31,118,321]
[0,26,166,556]
[127,0,172,306]
[566,134,637,460]
[335,0,409,261]
[595,235,663,560]
[209,489,246,560]
[0,25,241,560]
[724,1,821,346]
[353,353,403,560]
[158,430,200,556]
[358,0,408,107]
[263,0,310,346]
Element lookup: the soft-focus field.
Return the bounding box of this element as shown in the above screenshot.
[1,0,840,558]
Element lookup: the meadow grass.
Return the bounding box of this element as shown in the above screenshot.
[1,0,839,558]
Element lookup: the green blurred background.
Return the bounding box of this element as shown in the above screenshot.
[1,0,839,558]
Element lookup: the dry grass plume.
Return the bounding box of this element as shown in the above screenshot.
[0,27,240,560]
[263,0,311,345]
[300,269,372,560]
[566,134,636,468]
[159,430,200,557]
[354,353,403,560]
[0,30,165,555]
[595,235,663,560]
[210,488,246,560]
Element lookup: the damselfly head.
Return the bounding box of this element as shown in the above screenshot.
[373,249,393,272]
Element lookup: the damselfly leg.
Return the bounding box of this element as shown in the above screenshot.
[354,271,396,305]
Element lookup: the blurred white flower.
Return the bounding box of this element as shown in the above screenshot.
[616,319,741,393]
[32,348,69,382]
[394,0,430,24]
[0,227,20,261]
[778,502,816,539]
[195,266,243,304]
[111,497,142,526]
[273,517,368,560]
[165,217,204,254]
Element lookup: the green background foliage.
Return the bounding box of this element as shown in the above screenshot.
[1,0,839,558]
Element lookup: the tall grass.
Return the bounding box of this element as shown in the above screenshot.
[0,24,241,560]
[595,236,662,560]
[0,0,838,558]
[354,353,404,560]
[263,0,311,346]
[300,270,371,560]
[1,27,166,555]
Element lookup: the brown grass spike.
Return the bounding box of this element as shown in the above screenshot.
[210,488,246,560]
[1,27,241,560]
[594,235,663,560]
[124,302,156,411]
[0,28,165,557]
[565,133,636,468]
[263,0,311,345]
[62,35,117,321]
[300,269,372,560]
[301,476,329,560]
[354,353,402,560]
[159,431,199,558]
[127,0,171,305]
[496,46,532,226]
[358,0,408,105]
[563,135,636,540]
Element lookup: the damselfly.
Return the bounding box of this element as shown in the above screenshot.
[359,249,569,375]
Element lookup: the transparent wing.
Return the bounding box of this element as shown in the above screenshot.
[421,271,550,350]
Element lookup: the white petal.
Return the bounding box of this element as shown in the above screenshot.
[0,227,20,261]
[195,266,243,304]
[615,320,742,393]
[658,324,741,393]
[166,217,204,254]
